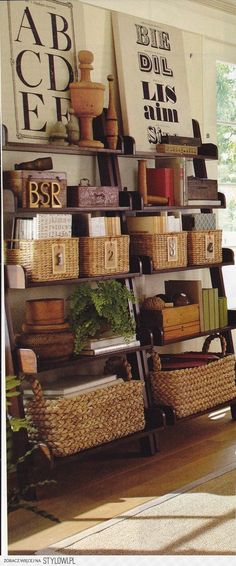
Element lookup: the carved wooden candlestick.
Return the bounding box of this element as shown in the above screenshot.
[105,74,118,150]
[69,50,105,148]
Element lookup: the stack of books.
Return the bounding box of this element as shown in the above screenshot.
[14,214,72,239]
[81,334,140,356]
[127,213,182,234]
[22,373,120,399]
[75,213,121,237]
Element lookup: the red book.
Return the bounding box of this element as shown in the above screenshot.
[146,168,175,206]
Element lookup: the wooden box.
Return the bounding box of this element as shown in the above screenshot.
[68,185,119,208]
[187,177,218,200]
[141,304,200,342]
[3,170,67,208]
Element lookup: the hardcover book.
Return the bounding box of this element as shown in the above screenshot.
[23,374,119,398]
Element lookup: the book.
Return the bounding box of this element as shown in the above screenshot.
[164,279,204,332]
[202,288,210,331]
[126,215,160,234]
[81,339,140,356]
[187,199,221,206]
[208,288,215,330]
[84,334,137,349]
[213,288,219,329]
[218,296,228,327]
[23,373,119,398]
[146,167,175,206]
[156,144,198,156]
[156,157,187,206]
[33,214,72,239]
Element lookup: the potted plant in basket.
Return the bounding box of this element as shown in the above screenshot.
[68,280,137,355]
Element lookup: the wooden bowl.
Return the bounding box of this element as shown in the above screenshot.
[25,299,65,325]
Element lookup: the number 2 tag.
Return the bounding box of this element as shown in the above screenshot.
[105,239,118,270]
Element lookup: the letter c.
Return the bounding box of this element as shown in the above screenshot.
[16,50,42,88]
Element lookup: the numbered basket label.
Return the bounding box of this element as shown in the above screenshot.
[167,236,178,262]
[205,233,215,260]
[52,243,66,275]
[105,239,118,270]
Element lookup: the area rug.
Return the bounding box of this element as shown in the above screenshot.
[38,462,236,555]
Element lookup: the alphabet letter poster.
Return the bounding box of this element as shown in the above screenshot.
[1,0,85,143]
[112,11,193,152]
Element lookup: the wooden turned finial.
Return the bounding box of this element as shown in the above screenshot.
[105,73,118,150]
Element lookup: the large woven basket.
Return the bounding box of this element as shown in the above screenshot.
[5,238,79,282]
[149,334,236,418]
[24,378,145,456]
[130,232,187,270]
[187,230,222,265]
[79,235,130,276]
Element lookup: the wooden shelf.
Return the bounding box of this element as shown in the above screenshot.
[155,399,236,426]
[150,324,236,347]
[2,141,122,156]
[5,264,143,289]
[138,247,234,275]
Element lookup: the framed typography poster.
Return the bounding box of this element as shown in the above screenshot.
[112,11,193,152]
[1,0,85,143]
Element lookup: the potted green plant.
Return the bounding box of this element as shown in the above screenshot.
[68,280,136,354]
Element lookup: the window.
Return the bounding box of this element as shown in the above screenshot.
[216,61,236,307]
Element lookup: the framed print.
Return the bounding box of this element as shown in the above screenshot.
[112,11,193,152]
[1,0,85,143]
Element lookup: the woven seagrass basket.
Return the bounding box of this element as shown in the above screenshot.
[5,238,79,282]
[187,230,222,266]
[149,334,236,418]
[24,379,145,456]
[130,232,187,270]
[79,235,130,276]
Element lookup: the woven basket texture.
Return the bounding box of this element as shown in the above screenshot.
[24,380,145,456]
[187,230,222,265]
[5,238,79,282]
[150,335,236,418]
[130,232,187,270]
[79,235,130,276]
[16,331,74,361]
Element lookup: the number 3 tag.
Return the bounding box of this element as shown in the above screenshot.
[167,236,178,262]
[105,239,118,270]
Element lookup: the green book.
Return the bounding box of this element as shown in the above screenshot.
[212,288,219,329]
[202,288,210,331]
[218,296,228,327]
[208,289,215,330]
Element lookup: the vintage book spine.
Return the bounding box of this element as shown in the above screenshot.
[156,144,198,156]
[213,288,219,329]
[202,288,210,331]
[81,340,140,356]
[208,288,215,330]
[160,134,201,147]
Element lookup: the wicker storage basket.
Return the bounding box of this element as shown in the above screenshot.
[24,379,145,456]
[149,334,236,418]
[5,238,79,282]
[187,230,222,266]
[79,235,130,277]
[130,232,187,270]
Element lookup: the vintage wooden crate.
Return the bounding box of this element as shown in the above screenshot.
[68,184,119,208]
[3,170,67,208]
[187,230,222,265]
[24,379,145,456]
[141,304,200,341]
[5,238,79,282]
[187,177,218,200]
[130,232,187,270]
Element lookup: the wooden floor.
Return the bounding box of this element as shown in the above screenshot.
[7,406,236,554]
